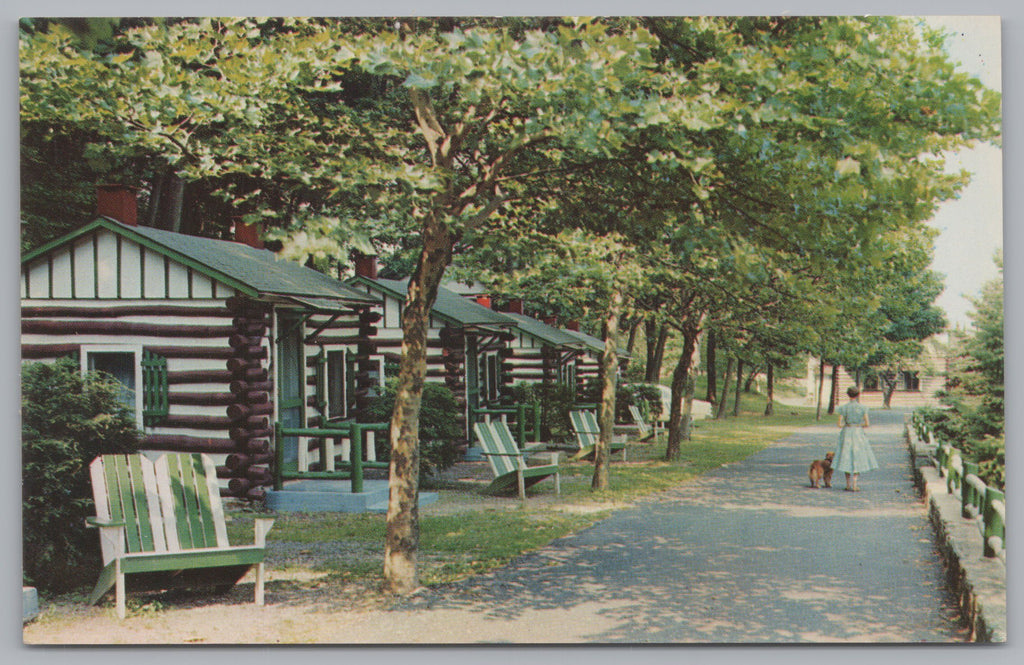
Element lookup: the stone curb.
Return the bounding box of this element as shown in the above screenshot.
[905,423,1007,642]
[23,586,39,624]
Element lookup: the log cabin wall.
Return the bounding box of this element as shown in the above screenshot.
[348,280,485,444]
[21,227,260,496]
[296,307,382,470]
[22,221,386,501]
[575,352,602,402]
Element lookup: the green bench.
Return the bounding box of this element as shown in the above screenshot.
[474,420,560,500]
[569,409,628,462]
[87,453,274,619]
[628,404,656,441]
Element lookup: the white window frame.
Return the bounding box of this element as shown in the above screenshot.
[80,344,144,427]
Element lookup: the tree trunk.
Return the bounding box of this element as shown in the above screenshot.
[732,358,744,417]
[705,330,717,403]
[681,372,696,440]
[827,363,840,414]
[593,287,622,490]
[715,356,733,420]
[643,319,657,382]
[652,324,668,382]
[743,366,759,393]
[815,358,826,421]
[643,320,668,384]
[665,322,699,460]
[144,170,165,228]
[165,173,185,233]
[764,364,775,416]
[383,216,452,595]
[625,319,640,359]
[881,369,898,409]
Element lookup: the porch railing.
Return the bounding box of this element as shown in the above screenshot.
[273,421,390,494]
[470,403,541,446]
[913,414,1006,560]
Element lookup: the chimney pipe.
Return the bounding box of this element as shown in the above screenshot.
[354,253,378,279]
[232,220,264,249]
[96,184,138,226]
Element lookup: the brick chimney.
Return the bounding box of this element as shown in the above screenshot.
[543,315,558,327]
[475,294,492,309]
[96,184,138,226]
[232,220,264,249]
[354,253,378,279]
[505,298,524,315]
[566,320,580,332]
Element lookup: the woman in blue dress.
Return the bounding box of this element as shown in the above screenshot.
[834,386,878,491]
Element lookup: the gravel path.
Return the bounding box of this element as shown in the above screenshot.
[396,408,967,643]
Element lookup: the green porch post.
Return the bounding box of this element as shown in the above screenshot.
[351,423,364,494]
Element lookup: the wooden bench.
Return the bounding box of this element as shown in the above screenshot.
[474,421,560,501]
[87,453,274,618]
[628,404,656,441]
[569,409,627,462]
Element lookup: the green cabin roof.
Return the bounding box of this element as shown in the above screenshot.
[348,276,515,328]
[561,327,628,357]
[502,312,588,349]
[23,217,378,306]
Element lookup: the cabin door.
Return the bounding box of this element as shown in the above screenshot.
[277,313,305,464]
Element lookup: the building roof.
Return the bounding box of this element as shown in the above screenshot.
[22,217,378,307]
[502,312,588,349]
[561,326,632,358]
[349,276,515,328]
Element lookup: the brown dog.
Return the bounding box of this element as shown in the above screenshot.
[809,452,834,488]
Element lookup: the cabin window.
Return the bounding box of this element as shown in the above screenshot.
[81,347,168,427]
[479,351,502,404]
[559,361,577,396]
[326,350,347,420]
[87,351,137,414]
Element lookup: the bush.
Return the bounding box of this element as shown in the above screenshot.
[22,358,140,593]
[362,381,462,476]
[918,406,1004,490]
[507,382,577,442]
[618,383,664,423]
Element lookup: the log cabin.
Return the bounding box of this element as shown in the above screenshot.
[346,264,518,444]
[21,187,383,500]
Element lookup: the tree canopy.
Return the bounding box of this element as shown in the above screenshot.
[20,15,1001,592]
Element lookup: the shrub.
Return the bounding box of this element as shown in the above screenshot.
[22,358,140,593]
[507,382,577,442]
[918,405,1004,490]
[618,383,664,422]
[362,381,462,476]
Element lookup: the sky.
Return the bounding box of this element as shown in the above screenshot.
[921,16,1003,329]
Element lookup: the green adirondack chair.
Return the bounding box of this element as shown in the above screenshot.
[569,409,628,462]
[86,453,274,619]
[628,405,655,441]
[474,421,560,500]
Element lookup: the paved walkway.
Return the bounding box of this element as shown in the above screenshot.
[402,409,968,643]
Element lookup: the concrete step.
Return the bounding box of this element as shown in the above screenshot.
[266,479,437,513]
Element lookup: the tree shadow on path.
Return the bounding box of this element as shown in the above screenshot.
[399,409,968,643]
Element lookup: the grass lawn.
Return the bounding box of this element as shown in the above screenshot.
[223,404,822,594]
[37,403,823,619]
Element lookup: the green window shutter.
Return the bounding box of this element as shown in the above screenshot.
[141,349,169,427]
[346,353,357,416]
